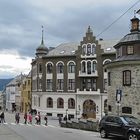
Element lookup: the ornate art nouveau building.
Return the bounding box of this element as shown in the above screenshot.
[106,16,140,118]
[31,27,117,119]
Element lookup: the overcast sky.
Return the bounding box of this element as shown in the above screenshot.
[0,0,140,78]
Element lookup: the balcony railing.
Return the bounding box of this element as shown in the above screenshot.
[76,88,100,95]
[79,70,98,77]
[81,54,97,58]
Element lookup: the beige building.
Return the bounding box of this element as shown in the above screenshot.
[21,72,32,113]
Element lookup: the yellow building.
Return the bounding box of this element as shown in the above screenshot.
[21,72,31,113]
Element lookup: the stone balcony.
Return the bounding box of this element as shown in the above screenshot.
[78,70,98,77]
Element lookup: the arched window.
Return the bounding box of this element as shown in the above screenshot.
[57,98,64,108]
[47,63,53,73]
[68,62,75,73]
[92,61,96,72]
[87,61,91,74]
[46,97,53,108]
[87,44,91,55]
[92,44,96,54]
[81,61,86,73]
[57,62,64,73]
[122,107,132,114]
[82,44,86,55]
[68,98,75,109]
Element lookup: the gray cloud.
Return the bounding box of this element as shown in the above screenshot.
[0,0,140,59]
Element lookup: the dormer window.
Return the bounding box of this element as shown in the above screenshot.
[127,46,134,55]
[116,47,122,58]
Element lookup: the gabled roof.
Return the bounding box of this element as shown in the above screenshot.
[47,42,79,56]
[46,40,118,57]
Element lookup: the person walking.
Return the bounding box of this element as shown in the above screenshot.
[28,113,32,124]
[15,112,20,124]
[58,116,62,125]
[38,112,41,125]
[44,113,48,126]
[0,112,5,123]
[24,112,27,124]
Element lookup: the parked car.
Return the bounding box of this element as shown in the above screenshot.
[99,115,140,140]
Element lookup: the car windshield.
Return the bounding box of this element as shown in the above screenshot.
[123,116,140,125]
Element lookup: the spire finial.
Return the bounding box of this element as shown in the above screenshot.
[87,25,92,33]
[41,25,44,45]
[134,10,136,18]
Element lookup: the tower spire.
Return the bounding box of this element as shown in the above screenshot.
[41,25,44,45]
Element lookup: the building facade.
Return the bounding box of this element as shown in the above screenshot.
[31,27,117,119]
[106,16,140,118]
[21,72,32,113]
[6,74,26,112]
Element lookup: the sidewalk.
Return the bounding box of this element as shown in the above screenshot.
[0,124,25,140]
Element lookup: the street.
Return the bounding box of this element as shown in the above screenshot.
[0,112,124,140]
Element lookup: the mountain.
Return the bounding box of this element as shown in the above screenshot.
[0,79,13,91]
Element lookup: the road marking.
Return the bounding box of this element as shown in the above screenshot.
[11,123,16,125]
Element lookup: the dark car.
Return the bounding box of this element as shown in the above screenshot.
[99,115,140,140]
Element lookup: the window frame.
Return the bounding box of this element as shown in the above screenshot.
[127,46,134,55]
[123,70,131,86]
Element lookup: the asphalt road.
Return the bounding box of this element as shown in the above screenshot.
[0,112,125,140]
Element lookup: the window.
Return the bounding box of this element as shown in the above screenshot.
[122,107,132,114]
[57,62,64,73]
[57,98,64,108]
[46,79,52,90]
[68,98,75,109]
[38,63,42,73]
[57,79,64,90]
[116,47,122,58]
[123,70,131,86]
[87,61,91,74]
[93,79,97,91]
[38,97,40,107]
[92,61,96,72]
[92,44,96,54]
[87,44,91,55]
[87,79,92,91]
[68,79,75,90]
[46,97,53,108]
[127,46,134,55]
[108,72,111,86]
[28,91,30,100]
[108,105,112,112]
[47,63,53,73]
[81,61,86,73]
[82,44,86,55]
[68,62,75,73]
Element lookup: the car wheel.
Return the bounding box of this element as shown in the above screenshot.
[100,129,107,138]
[128,133,138,140]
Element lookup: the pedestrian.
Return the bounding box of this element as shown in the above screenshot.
[44,113,48,126]
[0,112,5,123]
[35,114,39,124]
[15,112,20,124]
[24,112,27,124]
[38,112,41,125]
[28,113,32,124]
[58,116,62,125]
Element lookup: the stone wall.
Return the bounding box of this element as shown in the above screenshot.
[60,119,99,132]
[107,62,140,118]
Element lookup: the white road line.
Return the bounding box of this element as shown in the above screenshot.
[11,123,16,125]
[19,123,25,125]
